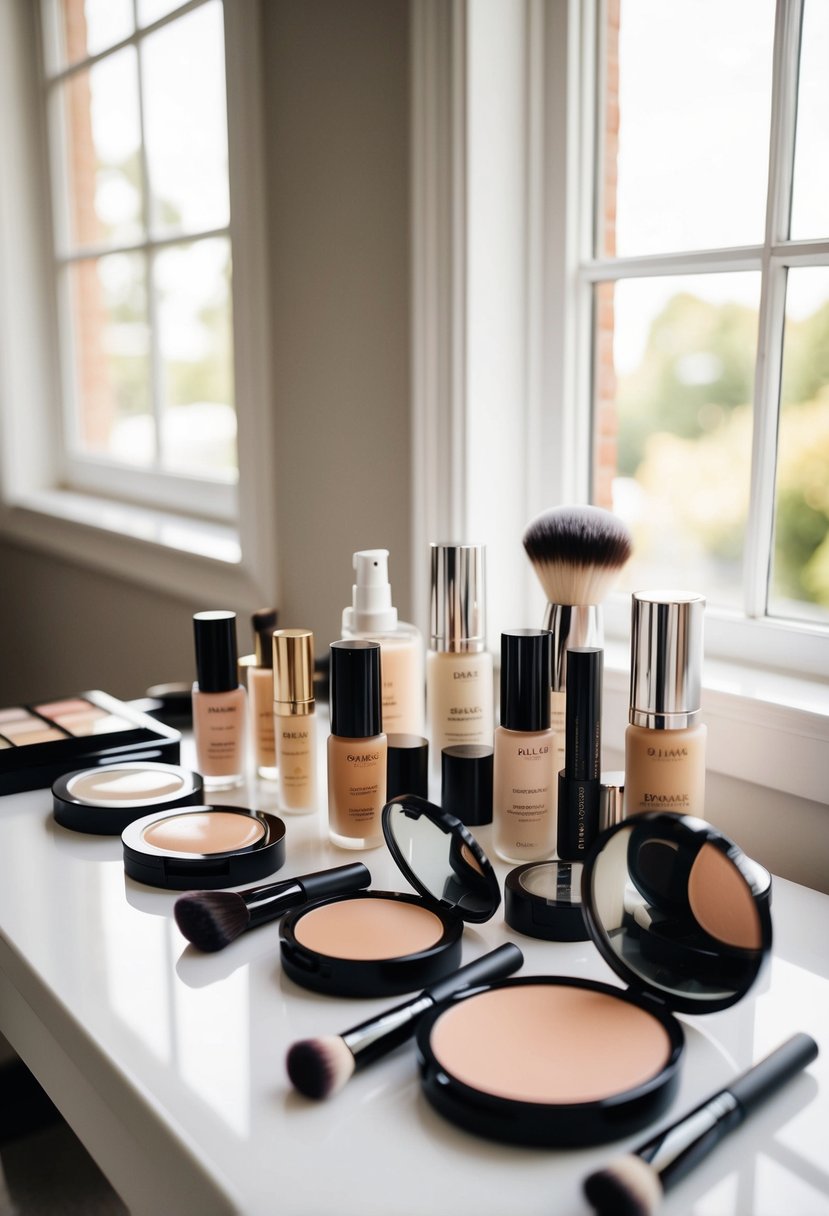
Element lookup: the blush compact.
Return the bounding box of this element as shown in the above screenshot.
[416,812,772,1146]
[53,762,203,835]
[122,805,286,890]
[279,794,501,997]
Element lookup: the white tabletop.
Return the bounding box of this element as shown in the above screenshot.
[0,736,827,1216]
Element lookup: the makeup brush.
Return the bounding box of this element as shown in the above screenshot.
[174,863,371,952]
[286,942,524,1100]
[523,504,633,610]
[583,1033,818,1216]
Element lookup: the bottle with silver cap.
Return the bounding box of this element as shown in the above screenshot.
[426,543,494,772]
[625,591,707,816]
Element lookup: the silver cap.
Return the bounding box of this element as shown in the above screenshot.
[599,770,625,830]
[429,543,486,652]
[542,602,602,692]
[629,591,704,729]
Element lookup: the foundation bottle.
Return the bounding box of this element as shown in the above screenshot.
[493,629,556,864]
[328,639,387,849]
[341,549,424,735]
[247,608,278,780]
[625,591,707,816]
[192,611,246,791]
[273,629,317,814]
[426,543,494,774]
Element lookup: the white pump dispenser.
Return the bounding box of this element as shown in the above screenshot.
[341,549,424,736]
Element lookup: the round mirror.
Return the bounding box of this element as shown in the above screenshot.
[583,814,771,1014]
[382,795,501,923]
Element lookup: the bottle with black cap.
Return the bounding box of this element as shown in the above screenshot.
[328,639,387,849]
[192,610,247,791]
[493,629,555,863]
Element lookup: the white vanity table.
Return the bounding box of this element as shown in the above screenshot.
[0,736,827,1216]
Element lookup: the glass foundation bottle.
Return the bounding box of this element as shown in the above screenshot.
[341,549,424,735]
[328,639,387,849]
[192,611,246,791]
[426,543,494,774]
[494,629,556,863]
[247,608,278,780]
[273,628,317,814]
[625,591,707,816]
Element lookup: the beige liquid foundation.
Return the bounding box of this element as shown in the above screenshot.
[625,592,707,816]
[328,640,387,849]
[192,611,246,791]
[273,629,317,814]
[246,608,278,780]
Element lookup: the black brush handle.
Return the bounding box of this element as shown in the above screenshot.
[342,943,524,1070]
[245,863,371,928]
[729,1033,817,1115]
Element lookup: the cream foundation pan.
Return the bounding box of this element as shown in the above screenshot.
[280,890,464,998]
[417,976,684,1146]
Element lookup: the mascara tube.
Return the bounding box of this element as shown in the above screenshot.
[557,647,602,860]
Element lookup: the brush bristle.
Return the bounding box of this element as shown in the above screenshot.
[286,1036,356,1100]
[173,890,251,952]
[583,1154,663,1216]
[523,505,632,605]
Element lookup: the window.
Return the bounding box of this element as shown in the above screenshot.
[0,0,274,604]
[587,0,829,667]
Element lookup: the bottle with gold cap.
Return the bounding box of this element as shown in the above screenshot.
[273,629,317,814]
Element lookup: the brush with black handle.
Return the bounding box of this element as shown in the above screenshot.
[583,1033,818,1216]
[286,943,524,1100]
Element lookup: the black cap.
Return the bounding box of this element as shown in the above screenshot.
[252,607,278,668]
[330,639,382,738]
[441,744,493,826]
[387,734,429,800]
[193,611,238,693]
[500,629,552,732]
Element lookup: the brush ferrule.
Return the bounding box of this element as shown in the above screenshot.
[642,1091,739,1182]
[245,882,304,927]
[342,995,434,1068]
[543,603,602,691]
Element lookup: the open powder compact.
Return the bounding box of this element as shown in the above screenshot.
[122,805,286,890]
[53,762,203,835]
[279,794,501,997]
[416,812,772,1146]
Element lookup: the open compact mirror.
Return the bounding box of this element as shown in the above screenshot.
[416,812,771,1147]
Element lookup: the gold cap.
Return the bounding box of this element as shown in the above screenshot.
[273,629,315,714]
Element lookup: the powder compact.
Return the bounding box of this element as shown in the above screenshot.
[416,812,772,1146]
[279,794,501,997]
[0,690,181,795]
[122,805,286,890]
[53,762,204,835]
[504,860,590,942]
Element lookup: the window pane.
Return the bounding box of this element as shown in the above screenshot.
[594,274,760,609]
[66,253,153,464]
[155,239,236,480]
[790,1,829,240]
[44,0,133,72]
[56,47,144,250]
[136,0,190,26]
[769,269,829,624]
[141,2,230,237]
[602,0,774,257]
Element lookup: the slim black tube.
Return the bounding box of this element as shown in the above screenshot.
[557,647,602,860]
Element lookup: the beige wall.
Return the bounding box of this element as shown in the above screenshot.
[0,0,412,706]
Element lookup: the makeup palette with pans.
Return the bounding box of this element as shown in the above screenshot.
[0,691,181,794]
[416,812,772,1147]
[122,805,286,890]
[279,795,501,997]
[53,762,204,835]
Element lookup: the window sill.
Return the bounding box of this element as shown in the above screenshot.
[0,489,269,609]
[602,641,829,806]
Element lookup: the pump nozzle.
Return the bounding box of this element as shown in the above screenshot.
[342,549,399,633]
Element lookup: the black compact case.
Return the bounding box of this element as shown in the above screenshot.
[279,795,502,997]
[417,813,773,1146]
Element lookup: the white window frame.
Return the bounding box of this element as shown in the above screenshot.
[0,0,277,611]
[411,0,829,807]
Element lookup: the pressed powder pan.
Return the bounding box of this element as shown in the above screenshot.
[417,813,772,1146]
[53,762,203,834]
[122,805,286,890]
[279,795,501,997]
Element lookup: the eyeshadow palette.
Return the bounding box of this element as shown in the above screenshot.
[0,690,181,795]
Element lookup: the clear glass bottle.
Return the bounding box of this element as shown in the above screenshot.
[625,591,707,816]
[494,629,556,863]
[273,628,317,814]
[426,543,494,773]
[327,639,387,849]
[341,549,424,735]
[192,610,246,791]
